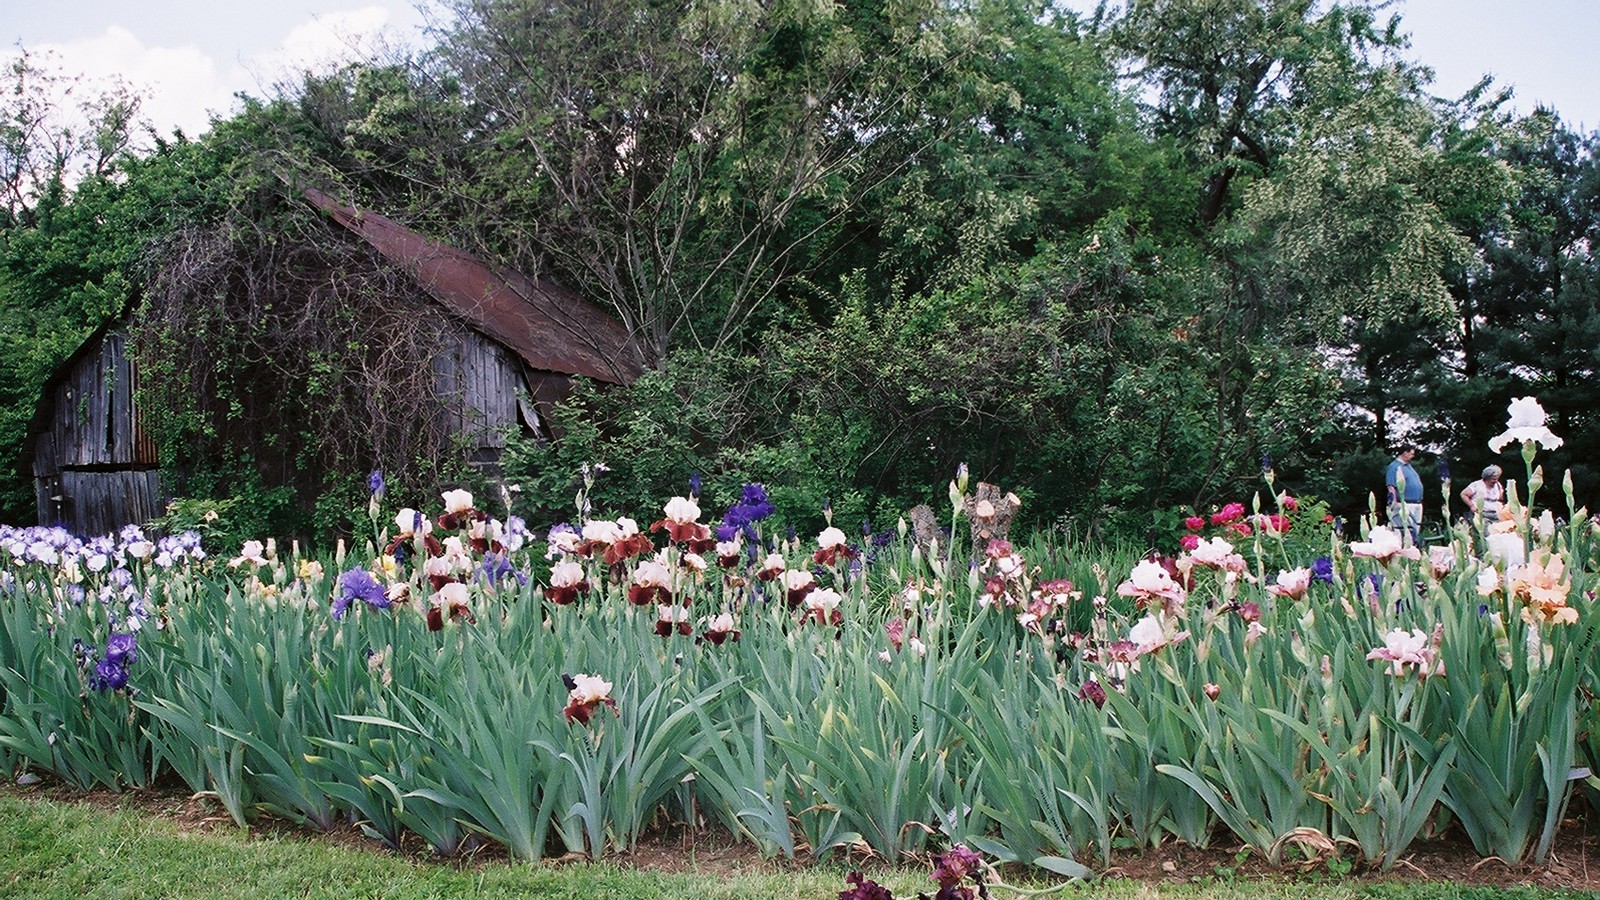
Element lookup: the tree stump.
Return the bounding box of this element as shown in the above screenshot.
[907,504,943,556]
[966,482,1021,552]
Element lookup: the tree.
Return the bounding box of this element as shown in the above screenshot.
[1457,113,1600,500]
[0,48,142,222]
[380,0,1020,366]
[1109,0,1409,224]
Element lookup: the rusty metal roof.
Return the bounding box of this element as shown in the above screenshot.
[305,188,641,385]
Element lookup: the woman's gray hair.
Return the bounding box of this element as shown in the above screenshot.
[1482,465,1502,480]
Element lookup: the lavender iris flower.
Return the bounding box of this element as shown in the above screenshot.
[545,522,578,560]
[334,567,390,620]
[1363,572,1385,600]
[479,552,527,586]
[368,470,386,496]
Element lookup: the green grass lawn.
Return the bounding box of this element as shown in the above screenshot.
[0,794,1590,900]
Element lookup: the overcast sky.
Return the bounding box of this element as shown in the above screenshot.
[7,0,1598,141]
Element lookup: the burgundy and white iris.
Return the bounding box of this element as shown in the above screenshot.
[544,560,590,605]
[813,526,857,566]
[438,488,486,531]
[426,581,476,631]
[700,612,741,645]
[756,551,786,582]
[654,603,692,637]
[800,587,844,626]
[628,556,675,606]
[577,517,655,566]
[783,568,815,607]
[563,673,618,724]
[650,496,717,553]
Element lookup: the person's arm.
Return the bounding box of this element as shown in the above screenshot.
[1460,483,1476,510]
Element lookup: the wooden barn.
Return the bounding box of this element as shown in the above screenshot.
[27,190,642,535]
[302,187,643,460]
[27,324,163,536]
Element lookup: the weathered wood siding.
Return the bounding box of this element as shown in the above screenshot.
[43,332,157,469]
[50,471,164,537]
[432,328,523,459]
[32,332,164,533]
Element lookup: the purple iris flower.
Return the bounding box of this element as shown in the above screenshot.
[334,567,390,620]
[931,845,984,892]
[721,483,775,531]
[479,552,526,586]
[689,472,701,498]
[741,522,763,561]
[73,638,94,669]
[1311,556,1334,584]
[90,658,129,692]
[368,469,386,496]
[104,632,138,668]
[1363,572,1385,600]
[838,872,894,900]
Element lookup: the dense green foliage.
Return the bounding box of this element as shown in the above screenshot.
[1,1,1597,546]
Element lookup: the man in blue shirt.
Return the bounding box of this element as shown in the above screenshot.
[1385,443,1423,544]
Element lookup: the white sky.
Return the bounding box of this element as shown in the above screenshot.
[5,1,434,139]
[5,0,1598,141]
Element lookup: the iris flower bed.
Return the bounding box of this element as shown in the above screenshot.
[0,400,1596,886]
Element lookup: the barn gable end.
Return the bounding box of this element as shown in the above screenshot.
[29,328,163,534]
